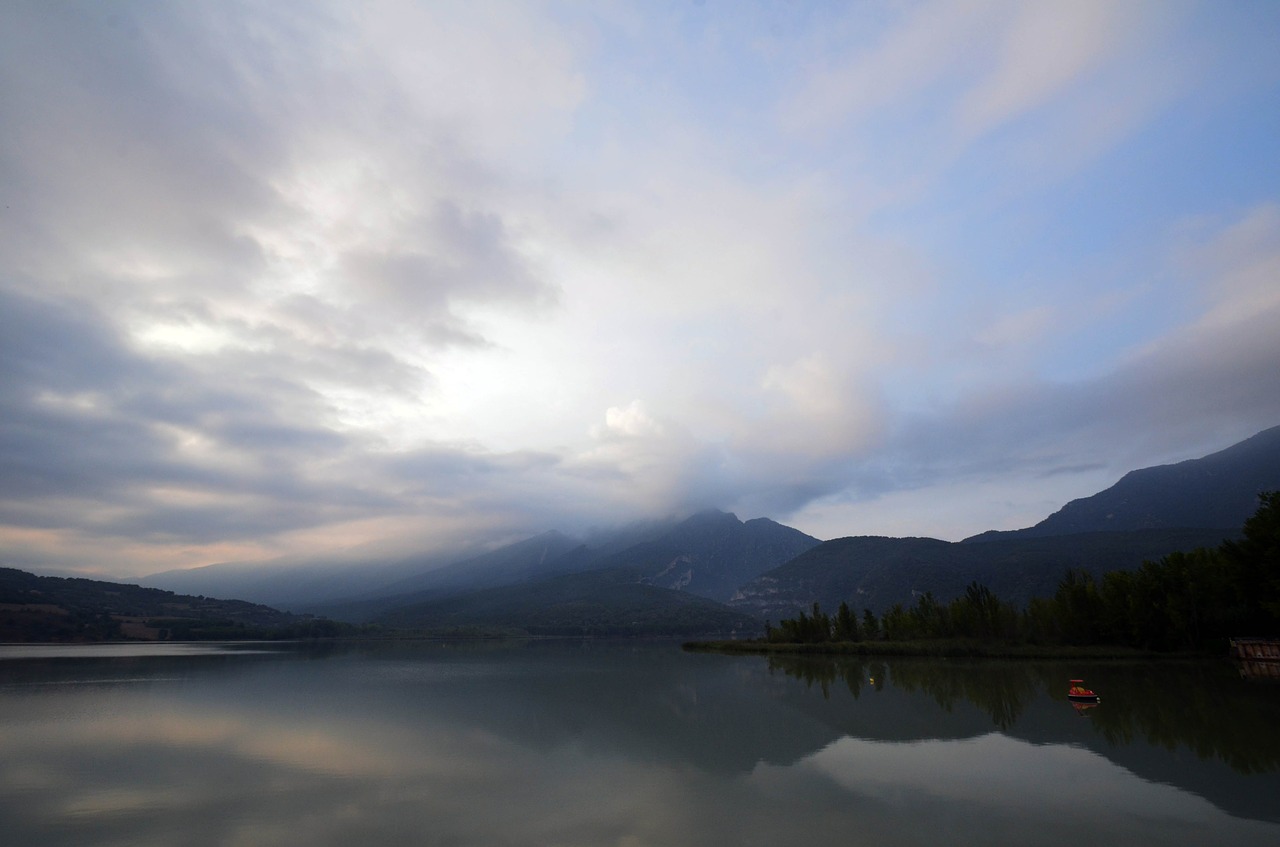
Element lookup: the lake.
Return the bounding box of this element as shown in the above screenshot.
[1,640,1278,846]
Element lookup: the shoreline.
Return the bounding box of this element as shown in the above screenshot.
[681,639,1209,660]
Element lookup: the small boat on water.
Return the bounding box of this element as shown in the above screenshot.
[1067,679,1099,703]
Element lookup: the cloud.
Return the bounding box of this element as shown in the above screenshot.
[780,0,994,138]
[601,400,664,439]
[973,306,1058,350]
[750,353,885,460]
[953,0,1128,139]
[0,289,377,533]
[772,197,1280,540]
[1,1,1277,574]
[780,0,1190,211]
[1177,204,1280,328]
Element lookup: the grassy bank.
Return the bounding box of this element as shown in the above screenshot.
[682,638,1178,660]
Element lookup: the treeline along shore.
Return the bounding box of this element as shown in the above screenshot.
[689,492,1280,659]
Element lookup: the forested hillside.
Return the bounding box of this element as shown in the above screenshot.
[0,568,345,642]
[729,528,1231,620]
[760,491,1280,653]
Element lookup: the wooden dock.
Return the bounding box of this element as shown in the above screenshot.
[1230,638,1280,681]
[1229,638,1280,661]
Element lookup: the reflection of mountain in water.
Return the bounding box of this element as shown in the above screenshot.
[11,640,1275,826]
[320,640,840,775]
[272,641,1280,824]
[328,642,1280,824]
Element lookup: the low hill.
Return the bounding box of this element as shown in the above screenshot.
[375,569,759,637]
[0,567,340,642]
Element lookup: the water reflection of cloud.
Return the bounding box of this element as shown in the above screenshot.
[778,732,1278,845]
[0,698,727,846]
[3,659,1279,847]
[0,708,485,779]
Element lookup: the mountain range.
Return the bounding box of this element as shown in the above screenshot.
[19,424,1280,637]
[730,424,1280,621]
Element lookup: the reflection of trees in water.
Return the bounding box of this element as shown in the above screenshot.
[765,655,1280,774]
[1066,662,1280,775]
[767,655,1034,729]
[767,656,887,701]
[767,655,842,701]
[890,660,1037,730]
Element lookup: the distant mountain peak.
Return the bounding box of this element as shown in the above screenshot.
[682,508,741,525]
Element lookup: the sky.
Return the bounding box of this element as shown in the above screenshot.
[3,0,1280,580]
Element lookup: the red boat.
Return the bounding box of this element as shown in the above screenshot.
[1067,679,1099,703]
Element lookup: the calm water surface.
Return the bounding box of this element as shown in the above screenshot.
[1,640,1277,846]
